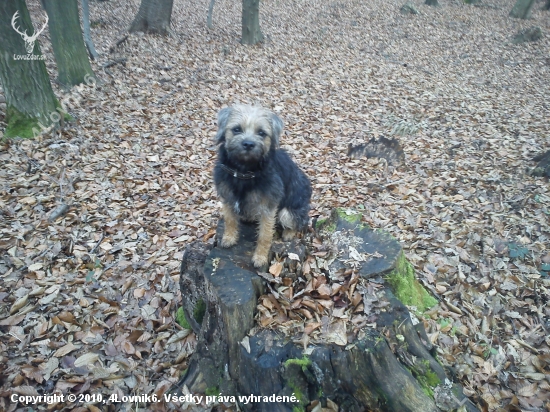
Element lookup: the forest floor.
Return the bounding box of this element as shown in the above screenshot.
[1,0,549,410]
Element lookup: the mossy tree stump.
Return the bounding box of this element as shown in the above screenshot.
[177,209,479,412]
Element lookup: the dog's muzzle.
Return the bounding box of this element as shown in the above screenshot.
[242,140,256,151]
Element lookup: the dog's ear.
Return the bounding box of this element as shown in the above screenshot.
[271,113,283,148]
[215,107,232,143]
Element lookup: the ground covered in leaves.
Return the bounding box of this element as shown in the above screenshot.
[1,0,549,410]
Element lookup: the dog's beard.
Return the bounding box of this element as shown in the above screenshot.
[225,140,266,167]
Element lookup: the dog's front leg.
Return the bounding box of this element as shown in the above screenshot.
[221,202,239,247]
[252,209,277,268]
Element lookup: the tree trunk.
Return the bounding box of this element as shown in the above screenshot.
[544,0,550,11]
[0,0,59,138]
[425,0,440,6]
[509,0,536,18]
[241,0,264,45]
[174,210,480,412]
[129,0,174,35]
[81,0,99,60]
[43,0,96,87]
[207,0,216,29]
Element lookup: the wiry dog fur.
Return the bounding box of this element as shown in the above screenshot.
[213,104,311,267]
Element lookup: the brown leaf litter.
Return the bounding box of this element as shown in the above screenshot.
[1,0,549,410]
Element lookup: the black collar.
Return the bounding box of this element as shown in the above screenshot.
[219,163,256,180]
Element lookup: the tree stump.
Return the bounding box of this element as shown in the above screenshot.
[425,0,440,7]
[512,26,542,44]
[177,209,479,412]
[532,150,550,177]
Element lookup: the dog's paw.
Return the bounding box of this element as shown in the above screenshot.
[220,234,238,248]
[282,229,296,242]
[252,253,268,268]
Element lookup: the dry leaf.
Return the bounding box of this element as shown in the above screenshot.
[74,353,99,368]
[269,262,283,277]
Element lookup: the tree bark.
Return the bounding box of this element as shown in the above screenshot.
[0,0,59,138]
[241,0,264,45]
[175,210,480,412]
[207,0,216,29]
[509,0,536,18]
[81,0,99,60]
[43,0,96,87]
[129,0,174,35]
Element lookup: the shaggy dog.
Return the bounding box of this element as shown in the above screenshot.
[213,104,311,267]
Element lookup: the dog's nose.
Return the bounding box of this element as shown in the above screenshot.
[242,140,256,151]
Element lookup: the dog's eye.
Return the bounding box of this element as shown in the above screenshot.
[257,129,267,137]
[231,126,242,134]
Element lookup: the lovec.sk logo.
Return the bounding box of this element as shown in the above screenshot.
[11,10,48,60]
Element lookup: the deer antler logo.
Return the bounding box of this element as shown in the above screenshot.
[11,10,49,54]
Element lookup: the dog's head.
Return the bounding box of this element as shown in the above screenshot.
[215,105,283,165]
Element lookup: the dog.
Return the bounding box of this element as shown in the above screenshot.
[213,104,312,268]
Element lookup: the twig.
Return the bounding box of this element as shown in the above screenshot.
[90,232,106,254]
[110,35,128,53]
[48,203,70,222]
[103,58,127,69]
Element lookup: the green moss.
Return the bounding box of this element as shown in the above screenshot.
[336,208,362,224]
[316,218,327,227]
[284,356,311,370]
[193,299,206,324]
[284,357,310,412]
[386,252,437,312]
[61,111,74,122]
[421,361,441,387]
[175,307,191,329]
[5,103,70,139]
[315,217,336,232]
[5,106,41,139]
[415,361,441,398]
[205,386,219,396]
[288,381,305,412]
[317,209,371,233]
[406,360,440,399]
[336,208,371,230]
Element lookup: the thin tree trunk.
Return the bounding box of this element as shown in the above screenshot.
[43,0,96,87]
[0,0,59,138]
[207,0,216,29]
[129,0,174,35]
[81,0,99,60]
[241,0,264,45]
[509,0,536,18]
